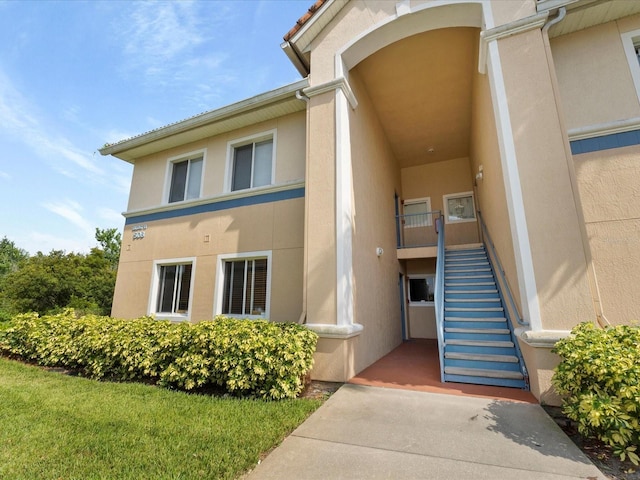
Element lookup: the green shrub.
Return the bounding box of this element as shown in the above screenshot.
[0,311,318,400]
[552,322,640,464]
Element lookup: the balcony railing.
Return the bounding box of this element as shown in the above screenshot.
[395,210,442,248]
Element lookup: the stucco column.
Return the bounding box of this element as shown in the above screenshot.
[491,29,594,332]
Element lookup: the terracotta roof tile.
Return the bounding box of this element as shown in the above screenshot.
[283,0,328,42]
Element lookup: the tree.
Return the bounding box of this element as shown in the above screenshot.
[0,237,29,277]
[94,228,122,270]
[0,229,122,317]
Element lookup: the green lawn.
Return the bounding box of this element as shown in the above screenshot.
[0,357,322,480]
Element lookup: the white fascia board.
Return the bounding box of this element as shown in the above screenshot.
[100,78,309,159]
[287,0,347,52]
[536,0,582,14]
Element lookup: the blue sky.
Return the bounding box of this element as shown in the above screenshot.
[0,0,309,254]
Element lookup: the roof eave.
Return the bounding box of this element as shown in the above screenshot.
[281,41,311,77]
[281,0,348,71]
[100,78,310,162]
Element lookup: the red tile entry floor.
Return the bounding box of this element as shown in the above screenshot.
[349,339,537,403]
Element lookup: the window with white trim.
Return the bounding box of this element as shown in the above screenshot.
[443,192,476,224]
[168,155,203,203]
[408,275,435,305]
[154,262,193,318]
[621,29,640,100]
[227,132,275,192]
[216,252,271,319]
[403,197,432,227]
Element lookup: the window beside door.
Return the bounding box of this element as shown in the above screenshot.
[403,197,432,228]
[443,192,476,224]
[408,275,435,306]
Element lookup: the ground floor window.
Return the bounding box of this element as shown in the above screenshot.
[408,275,435,305]
[216,252,271,319]
[153,260,194,319]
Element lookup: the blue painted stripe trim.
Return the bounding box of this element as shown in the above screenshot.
[124,187,305,225]
[570,129,640,154]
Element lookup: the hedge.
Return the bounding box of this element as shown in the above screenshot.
[0,311,318,400]
[552,322,640,464]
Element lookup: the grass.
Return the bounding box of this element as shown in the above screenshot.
[0,357,322,480]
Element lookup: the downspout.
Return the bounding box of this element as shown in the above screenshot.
[296,88,310,324]
[541,8,610,327]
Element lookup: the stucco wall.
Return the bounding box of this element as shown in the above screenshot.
[551,16,640,131]
[112,198,304,324]
[348,69,404,373]
[574,145,640,324]
[406,258,437,339]
[400,157,480,246]
[126,112,306,211]
[304,93,337,327]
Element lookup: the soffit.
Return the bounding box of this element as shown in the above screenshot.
[101,80,308,163]
[544,0,640,38]
[353,27,478,169]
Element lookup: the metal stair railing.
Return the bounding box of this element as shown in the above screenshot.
[477,211,529,388]
[434,214,446,383]
[395,210,442,248]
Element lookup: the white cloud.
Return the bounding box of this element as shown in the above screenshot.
[103,128,137,145]
[97,207,125,225]
[0,170,10,180]
[0,70,104,177]
[0,69,133,203]
[124,1,205,63]
[42,199,95,237]
[25,231,91,255]
[115,2,236,111]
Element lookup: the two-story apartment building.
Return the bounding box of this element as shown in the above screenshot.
[101,0,640,403]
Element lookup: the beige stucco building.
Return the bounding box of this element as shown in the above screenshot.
[101,0,640,403]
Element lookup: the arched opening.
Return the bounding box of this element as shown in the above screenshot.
[340,4,525,389]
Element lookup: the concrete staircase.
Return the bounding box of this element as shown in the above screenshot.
[442,245,527,389]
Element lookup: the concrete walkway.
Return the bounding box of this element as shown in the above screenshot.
[246,384,605,479]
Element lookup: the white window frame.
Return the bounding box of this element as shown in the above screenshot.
[224,130,277,193]
[149,257,196,321]
[164,149,206,204]
[408,274,435,306]
[621,29,640,100]
[403,197,432,228]
[443,191,477,224]
[214,250,272,320]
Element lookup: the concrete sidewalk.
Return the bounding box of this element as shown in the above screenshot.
[246,384,605,479]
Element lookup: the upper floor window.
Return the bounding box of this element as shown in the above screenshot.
[443,192,476,224]
[621,29,640,100]
[167,153,204,203]
[227,131,276,192]
[403,197,432,228]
